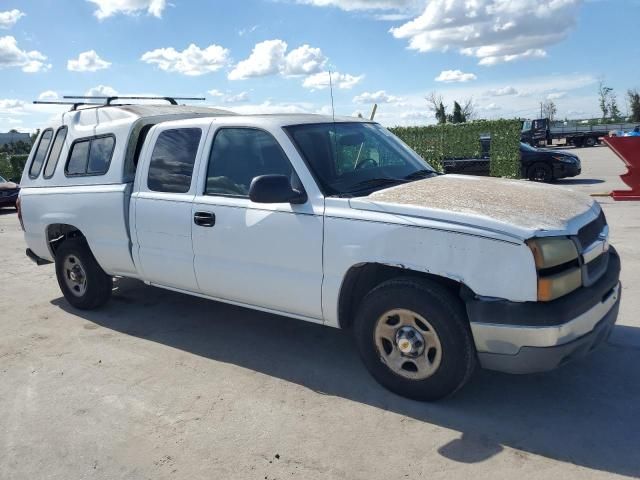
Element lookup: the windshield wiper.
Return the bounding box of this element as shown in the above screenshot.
[404,169,437,181]
[347,177,407,193]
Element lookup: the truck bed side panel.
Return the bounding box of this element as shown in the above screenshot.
[20,184,137,276]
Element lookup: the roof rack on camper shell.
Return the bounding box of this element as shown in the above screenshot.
[33,95,207,111]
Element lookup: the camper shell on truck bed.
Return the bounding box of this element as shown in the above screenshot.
[19,101,621,401]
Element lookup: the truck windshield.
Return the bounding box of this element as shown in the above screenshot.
[285,122,436,196]
[522,121,532,132]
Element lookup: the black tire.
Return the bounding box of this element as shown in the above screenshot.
[528,162,553,182]
[353,278,476,401]
[585,137,596,147]
[55,237,112,310]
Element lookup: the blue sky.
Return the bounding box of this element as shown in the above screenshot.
[0,0,638,131]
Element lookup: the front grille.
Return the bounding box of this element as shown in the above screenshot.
[585,251,609,286]
[577,210,606,249]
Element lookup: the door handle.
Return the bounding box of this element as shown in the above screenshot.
[194,211,216,227]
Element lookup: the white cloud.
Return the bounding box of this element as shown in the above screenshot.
[207,89,250,103]
[222,100,313,115]
[228,39,287,80]
[0,99,25,113]
[67,50,111,72]
[295,0,421,12]
[391,0,581,66]
[0,9,25,29]
[303,71,364,90]
[547,91,567,100]
[353,90,401,104]
[283,44,327,76]
[485,86,518,97]
[228,40,327,80]
[0,36,50,72]
[85,85,118,97]
[238,25,258,36]
[434,69,477,83]
[224,91,250,103]
[38,90,59,101]
[88,0,166,19]
[479,102,501,111]
[141,43,230,76]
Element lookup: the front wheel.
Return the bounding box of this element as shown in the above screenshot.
[354,278,476,401]
[528,162,553,182]
[55,238,112,310]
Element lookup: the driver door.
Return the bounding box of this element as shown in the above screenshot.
[191,126,324,320]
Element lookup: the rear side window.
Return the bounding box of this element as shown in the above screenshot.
[29,129,53,178]
[88,136,115,174]
[43,127,68,178]
[147,128,202,193]
[65,135,115,176]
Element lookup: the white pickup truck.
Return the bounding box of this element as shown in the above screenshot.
[18,100,621,400]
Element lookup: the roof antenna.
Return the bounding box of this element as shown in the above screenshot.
[328,70,336,122]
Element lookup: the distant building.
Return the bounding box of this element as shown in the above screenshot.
[0,132,31,146]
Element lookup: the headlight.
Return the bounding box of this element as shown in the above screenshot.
[527,237,581,301]
[527,237,578,269]
[553,155,576,163]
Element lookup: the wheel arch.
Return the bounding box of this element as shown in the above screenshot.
[45,223,87,258]
[337,262,471,330]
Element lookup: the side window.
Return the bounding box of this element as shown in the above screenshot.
[43,127,68,178]
[88,136,115,174]
[147,128,202,193]
[65,135,115,176]
[206,128,293,197]
[66,140,90,175]
[28,129,53,178]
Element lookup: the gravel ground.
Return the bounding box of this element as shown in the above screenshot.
[1,145,639,480]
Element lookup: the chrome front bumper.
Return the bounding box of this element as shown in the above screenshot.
[472,283,620,356]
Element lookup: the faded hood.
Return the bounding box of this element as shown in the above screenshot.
[349,175,599,239]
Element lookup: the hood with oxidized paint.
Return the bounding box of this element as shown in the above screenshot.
[349,175,599,239]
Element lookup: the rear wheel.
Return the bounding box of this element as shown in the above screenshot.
[585,137,596,147]
[55,238,112,309]
[528,162,553,182]
[353,278,476,401]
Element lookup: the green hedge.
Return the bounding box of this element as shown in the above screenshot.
[390,120,522,178]
[0,154,29,182]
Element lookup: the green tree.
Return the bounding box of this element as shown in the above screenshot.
[435,101,447,124]
[609,93,621,121]
[451,101,465,123]
[541,99,557,122]
[628,89,640,122]
[598,81,613,120]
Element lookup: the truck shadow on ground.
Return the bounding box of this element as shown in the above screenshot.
[0,208,17,215]
[52,278,640,477]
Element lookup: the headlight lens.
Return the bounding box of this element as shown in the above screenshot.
[553,155,576,163]
[527,237,578,269]
[527,237,581,301]
[537,267,582,301]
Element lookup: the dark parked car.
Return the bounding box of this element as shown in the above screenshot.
[0,175,20,208]
[442,139,581,182]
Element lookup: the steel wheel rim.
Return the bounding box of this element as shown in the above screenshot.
[63,254,88,297]
[374,308,443,380]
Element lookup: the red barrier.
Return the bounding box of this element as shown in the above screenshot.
[604,136,640,201]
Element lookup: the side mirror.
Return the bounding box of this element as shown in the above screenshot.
[249,175,307,205]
